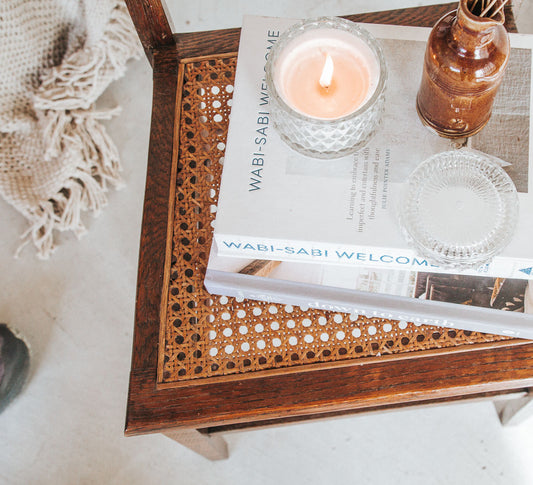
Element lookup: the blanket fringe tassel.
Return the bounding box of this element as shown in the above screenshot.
[16,1,141,259]
[16,108,124,260]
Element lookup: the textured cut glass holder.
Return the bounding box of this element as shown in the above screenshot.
[265,17,387,160]
[399,150,519,269]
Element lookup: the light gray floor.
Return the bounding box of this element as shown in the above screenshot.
[1,1,533,484]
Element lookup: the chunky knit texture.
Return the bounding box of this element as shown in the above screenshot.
[0,0,141,258]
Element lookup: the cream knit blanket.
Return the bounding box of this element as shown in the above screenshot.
[0,0,142,258]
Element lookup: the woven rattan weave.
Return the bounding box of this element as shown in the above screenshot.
[157,55,510,388]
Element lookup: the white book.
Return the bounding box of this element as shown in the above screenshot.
[205,241,533,339]
[213,16,533,280]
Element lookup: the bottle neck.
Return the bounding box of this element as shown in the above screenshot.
[451,0,504,49]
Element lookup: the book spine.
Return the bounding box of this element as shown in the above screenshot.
[204,270,533,339]
[214,235,533,280]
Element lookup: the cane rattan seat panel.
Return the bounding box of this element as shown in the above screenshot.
[158,55,512,388]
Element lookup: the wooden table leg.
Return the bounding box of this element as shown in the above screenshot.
[162,428,229,460]
[494,388,533,426]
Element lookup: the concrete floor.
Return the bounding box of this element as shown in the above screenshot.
[1,1,533,484]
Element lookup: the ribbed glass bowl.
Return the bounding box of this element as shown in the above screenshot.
[399,150,519,269]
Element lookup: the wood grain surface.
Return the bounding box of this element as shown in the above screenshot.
[125,0,176,65]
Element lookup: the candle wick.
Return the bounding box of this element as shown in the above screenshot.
[319,54,334,89]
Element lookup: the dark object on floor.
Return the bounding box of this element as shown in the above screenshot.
[0,324,30,414]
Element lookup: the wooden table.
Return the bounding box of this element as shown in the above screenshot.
[124,1,533,460]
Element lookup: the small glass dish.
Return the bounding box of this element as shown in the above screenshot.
[399,150,519,269]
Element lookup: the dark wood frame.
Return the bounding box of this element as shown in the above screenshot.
[124,1,533,459]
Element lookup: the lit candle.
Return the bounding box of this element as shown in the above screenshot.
[274,26,380,120]
[319,53,334,89]
[266,17,387,159]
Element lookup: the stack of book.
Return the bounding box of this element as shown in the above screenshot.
[205,16,533,338]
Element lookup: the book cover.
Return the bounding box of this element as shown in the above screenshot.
[213,16,533,279]
[205,242,533,339]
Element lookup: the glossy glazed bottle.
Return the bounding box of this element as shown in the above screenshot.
[416,0,510,138]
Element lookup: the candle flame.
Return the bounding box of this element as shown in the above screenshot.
[319,54,334,89]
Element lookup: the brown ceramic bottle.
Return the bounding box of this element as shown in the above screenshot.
[416,0,510,138]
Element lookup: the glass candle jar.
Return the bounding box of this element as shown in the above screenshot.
[265,17,387,159]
